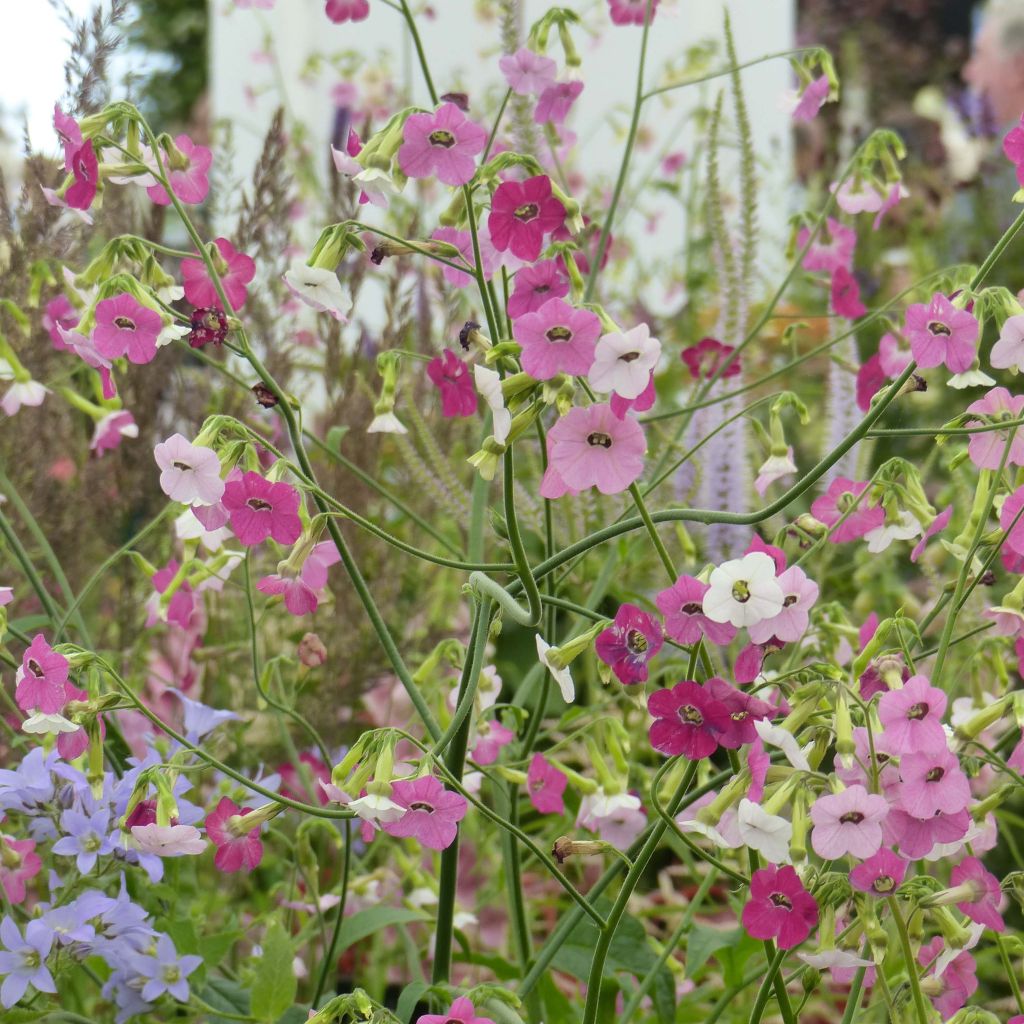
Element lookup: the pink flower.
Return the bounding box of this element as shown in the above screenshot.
[471,719,515,765]
[299,540,341,590]
[382,776,467,851]
[540,403,645,497]
[990,312,1024,372]
[746,565,818,644]
[950,856,1004,932]
[607,0,659,25]
[878,331,912,376]
[964,387,1024,469]
[647,680,730,759]
[65,141,98,210]
[15,635,69,714]
[872,183,906,230]
[222,471,302,547]
[416,996,495,1024]
[830,266,866,319]
[918,937,977,1019]
[798,218,855,273]
[885,806,970,860]
[205,797,264,873]
[849,848,907,896]
[1001,484,1024,556]
[526,754,567,815]
[595,604,664,684]
[904,294,979,373]
[680,337,740,379]
[154,434,225,506]
[488,175,566,263]
[90,410,138,456]
[430,227,497,287]
[609,372,656,419]
[810,476,884,543]
[93,294,162,365]
[507,259,569,319]
[809,785,889,859]
[897,747,971,819]
[655,575,737,646]
[398,103,487,187]
[0,838,41,904]
[499,48,556,96]
[792,75,830,121]
[257,572,319,616]
[703,677,775,749]
[325,0,369,22]
[146,135,212,206]
[427,349,478,417]
[535,80,583,126]
[43,295,78,350]
[53,105,82,169]
[1004,114,1024,185]
[831,178,885,214]
[855,353,886,413]
[911,505,952,563]
[181,238,256,311]
[877,674,947,755]
[742,865,818,950]
[514,297,600,380]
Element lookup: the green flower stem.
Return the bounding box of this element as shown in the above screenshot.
[0,507,66,629]
[310,819,353,1009]
[397,0,439,104]
[483,88,512,163]
[346,221,470,275]
[887,895,930,1024]
[748,946,789,1024]
[628,482,677,582]
[580,758,697,1024]
[868,414,1024,437]
[997,931,1024,1015]
[838,946,871,1024]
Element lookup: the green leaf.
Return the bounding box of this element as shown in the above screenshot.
[326,425,349,453]
[717,931,762,988]
[200,978,251,1024]
[334,906,428,953]
[684,924,741,978]
[275,1009,311,1024]
[251,921,297,1022]
[396,980,430,1023]
[199,930,241,968]
[165,918,199,957]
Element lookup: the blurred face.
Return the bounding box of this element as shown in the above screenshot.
[964,18,1024,125]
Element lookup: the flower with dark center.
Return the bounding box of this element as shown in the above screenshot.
[595,603,663,685]
[188,306,228,348]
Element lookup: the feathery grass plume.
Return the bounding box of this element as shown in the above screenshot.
[52,0,129,115]
[500,0,538,159]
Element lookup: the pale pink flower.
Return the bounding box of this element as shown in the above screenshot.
[147,134,212,206]
[809,785,889,859]
[154,434,225,506]
[587,323,661,400]
[810,476,884,542]
[534,80,583,126]
[130,824,207,857]
[746,565,818,644]
[950,856,1005,932]
[515,297,600,380]
[877,674,947,754]
[91,410,138,456]
[93,294,163,365]
[0,380,49,417]
[831,178,885,214]
[798,218,855,273]
[499,48,556,96]
[398,103,487,187]
[15,635,69,714]
[792,75,830,121]
[898,748,971,819]
[964,387,1024,468]
[990,312,1024,372]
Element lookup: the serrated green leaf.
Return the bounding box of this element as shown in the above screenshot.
[251,921,297,1022]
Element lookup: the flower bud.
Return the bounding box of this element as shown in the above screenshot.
[298,632,327,668]
[552,836,606,863]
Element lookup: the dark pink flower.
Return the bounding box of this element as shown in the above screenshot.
[964,386,1024,469]
[681,337,740,379]
[325,0,369,22]
[609,372,656,418]
[15,635,69,714]
[427,349,478,417]
[188,307,228,348]
[647,680,730,759]
[56,682,102,761]
[147,134,212,206]
[830,266,866,319]
[399,103,487,187]
[655,575,737,646]
[181,238,256,311]
[810,476,884,543]
[93,293,162,365]
[534,80,583,126]
[145,560,202,631]
[53,105,82,170]
[540,403,645,497]
[222,471,302,547]
[595,604,664,684]
[798,218,855,273]
[792,75,830,121]
[205,797,264,873]
[918,937,977,1019]
[416,997,495,1024]
[741,865,818,949]
[90,410,138,456]
[607,0,659,25]
[897,747,972,819]
[877,674,947,754]
[514,297,600,380]
[849,848,907,896]
[488,175,566,263]
[703,676,775,749]
[526,754,567,815]
[0,838,41,905]
[43,295,78,350]
[507,259,569,319]
[1004,114,1024,185]
[65,141,98,210]
[855,352,887,412]
[911,505,952,563]
[885,806,970,859]
[951,856,1004,932]
[257,572,319,616]
[382,775,467,850]
[904,294,979,373]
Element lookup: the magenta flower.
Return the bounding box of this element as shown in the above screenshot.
[507,259,569,319]
[918,937,977,1019]
[830,266,866,319]
[809,785,889,859]
[877,674,947,755]
[911,505,952,564]
[526,754,567,815]
[897,747,971,819]
[181,237,256,311]
[416,997,495,1024]
[488,175,566,262]
[43,294,78,350]
[205,797,264,873]
[398,103,487,187]
[499,47,556,96]
[189,306,229,348]
[964,387,1024,469]
[810,476,884,543]
[93,293,163,365]
[655,575,737,646]
[222,471,302,547]
[608,0,659,25]
[951,856,1004,932]
[0,838,40,905]
[91,410,138,456]
[15,635,69,714]
[147,134,212,206]
[798,218,855,273]
[514,297,600,380]
[741,865,818,950]
[1004,113,1024,185]
[746,565,818,645]
[535,80,583,126]
[681,337,740,379]
[703,676,775,749]
[792,75,830,121]
[540,403,645,497]
[257,572,319,616]
[904,293,979,372]
[427,349,478,418]
[154,433,225,506]
[855,352,887,412]
[382,776,467,851]
[647,680,730,759]
[65,141,98,210]
[595,604,664,685]
[849,848,907,896]
[53,105,82,168]
[325,0,369,22]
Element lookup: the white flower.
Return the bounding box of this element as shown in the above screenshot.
[1,380,50,417]
[737,798,792,863]
[798,950,875,971]
[175,509,231,552]
[408,887,438,908]
[578,789,640,831]
[367,411,408,435]
[157,321,190,348]
[754,719,811,771]
[947,367,996,389]
[587,323,661,400]
[474,364,512,444]
[702,551,784,628]
[352,165,402,209]
[535,635,574,703]
[990,313,1024,373]
[448,664,502,711]
[22,712,77,735]
[348,792,406,826]
[863,511,921,553]
[934,922,985,978]
[755,448,797,497]
[129,823,207,857]
[283,262,351,321]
